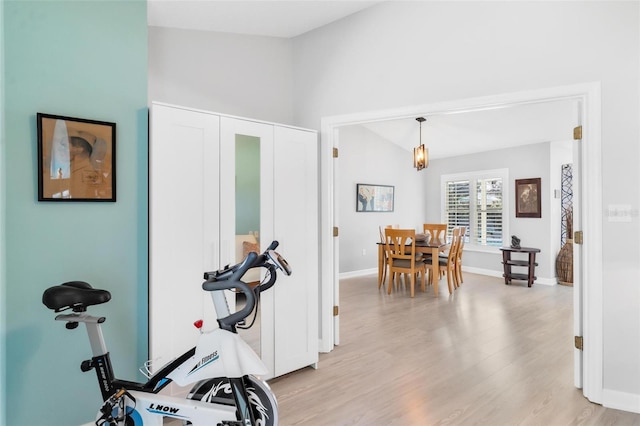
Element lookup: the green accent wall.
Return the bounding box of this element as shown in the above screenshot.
[1,0,6,423]
[3,1,148,424]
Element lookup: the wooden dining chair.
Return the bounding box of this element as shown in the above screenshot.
[455,226,466,287]
[423,223,447,241]
[437,226,462,294]
[384,228,427,298]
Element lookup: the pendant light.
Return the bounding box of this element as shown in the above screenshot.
[413,117,428,170]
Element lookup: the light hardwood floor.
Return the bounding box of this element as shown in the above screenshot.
[268,273,640,425]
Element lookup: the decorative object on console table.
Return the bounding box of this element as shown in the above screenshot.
[37,113,116,202]
[356,183,394,212]
[556,209,574,286]
[515,178,541,218]
[500,246,541,287]
[511,235,521,249]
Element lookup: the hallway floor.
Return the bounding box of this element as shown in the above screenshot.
[268,273,640,425]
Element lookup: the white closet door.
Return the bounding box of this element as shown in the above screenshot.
[219,116,276,377]
[149,104,220,381]
[273,126,319,376]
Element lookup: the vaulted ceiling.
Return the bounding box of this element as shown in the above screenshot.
[148,1,576,158]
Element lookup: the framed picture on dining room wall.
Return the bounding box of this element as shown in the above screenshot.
[356,183,394,212]
[515,178,541,218]
[37,113,116,202]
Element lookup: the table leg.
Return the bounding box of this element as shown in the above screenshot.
[502,250,511,285]
[528,252,536,287]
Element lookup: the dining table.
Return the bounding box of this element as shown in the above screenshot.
[377,237,449,296]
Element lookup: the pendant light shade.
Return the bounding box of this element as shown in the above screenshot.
[414,117,428,170]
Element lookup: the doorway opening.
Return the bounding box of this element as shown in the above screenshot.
[319,83,603,404]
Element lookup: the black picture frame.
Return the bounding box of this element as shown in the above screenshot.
[515,178,541,218]
[37,113,116,202]
[356,183,394,212]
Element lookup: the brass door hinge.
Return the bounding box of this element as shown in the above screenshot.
[575,336,584,351]
[333,306,339,316]
[333,147,339,158]
[333,227,339,237]
[573,126,582,140]
[574,231,583,245]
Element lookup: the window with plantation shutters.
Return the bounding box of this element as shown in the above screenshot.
[475,178,503,246]
[445,180,470,238]
[442,169,509,248]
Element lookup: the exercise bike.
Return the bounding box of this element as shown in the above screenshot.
[42,241,291,426]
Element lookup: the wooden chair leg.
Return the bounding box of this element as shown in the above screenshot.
[410,273,415,298]
[379,257,387,290]
[450,266,458,290]
[456,263,463,286]
[446,270,454,294]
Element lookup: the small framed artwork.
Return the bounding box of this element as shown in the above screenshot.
[356,183,394,212]
[37,113,116,201]
[515,178,541,218]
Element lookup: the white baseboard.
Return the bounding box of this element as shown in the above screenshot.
[341,266,558,286]
[603,388,640,414]
[339,268,377,279]
[461,266,502,278]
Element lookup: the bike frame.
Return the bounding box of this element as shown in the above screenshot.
[57,286,264,425]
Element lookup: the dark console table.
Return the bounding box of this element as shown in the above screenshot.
[499,246,540,287]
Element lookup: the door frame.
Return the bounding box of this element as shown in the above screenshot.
[319,82,603,403]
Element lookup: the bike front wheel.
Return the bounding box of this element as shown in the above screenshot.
[185,375,278,426]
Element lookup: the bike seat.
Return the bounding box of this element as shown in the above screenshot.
[42,281,111,312]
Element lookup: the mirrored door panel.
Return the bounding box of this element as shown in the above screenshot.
[220,117,274,374]
[235,134,261,356]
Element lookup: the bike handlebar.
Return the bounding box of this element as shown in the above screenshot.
[201,241,287,330]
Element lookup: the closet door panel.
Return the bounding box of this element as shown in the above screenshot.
[149,104,220,379]
[220,116,276,377]
[273,126,319,376]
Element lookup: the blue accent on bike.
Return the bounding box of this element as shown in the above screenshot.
[188,354,220,376]
[112,408,143,425]
[129,409,143,425]
[153,377,169,391]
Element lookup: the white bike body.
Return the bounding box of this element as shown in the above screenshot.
[168,327,268,386]
[107,390,236,426]
[102,328,270,425]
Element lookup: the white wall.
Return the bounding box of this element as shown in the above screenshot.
[338,125,427,274]
[148,26,294,125]
[147,0,640,410]
[292,0,640,408]
[424,142,553,279]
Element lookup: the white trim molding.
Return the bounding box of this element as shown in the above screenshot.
[603,389,640,414]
